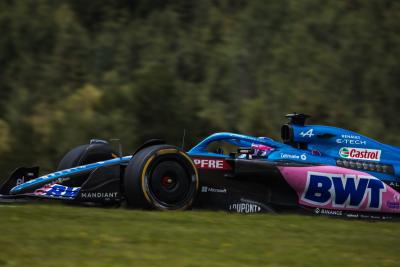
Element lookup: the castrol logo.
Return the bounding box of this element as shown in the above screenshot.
[339,147,381,161]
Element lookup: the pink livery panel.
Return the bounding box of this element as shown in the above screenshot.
[278,165,400,213]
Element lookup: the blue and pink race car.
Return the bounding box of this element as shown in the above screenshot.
[1,114,399,220]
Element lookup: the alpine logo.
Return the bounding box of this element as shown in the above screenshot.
[300,129,314,138]
[339,147,381,161]
[301,172,386,210]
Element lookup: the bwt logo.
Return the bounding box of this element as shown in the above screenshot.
[301,172,386,210]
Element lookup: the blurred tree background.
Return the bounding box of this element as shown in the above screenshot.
[0,0,399,176]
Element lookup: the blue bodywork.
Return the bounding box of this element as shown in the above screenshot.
[10,156,132,194]
[10,123,400,195]
[188,132,330,166]
[285,124,400,183]
[188,126,400,185]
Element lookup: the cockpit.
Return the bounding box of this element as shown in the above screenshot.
[204,138,275,158]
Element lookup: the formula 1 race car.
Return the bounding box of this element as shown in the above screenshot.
[1,114,400,220]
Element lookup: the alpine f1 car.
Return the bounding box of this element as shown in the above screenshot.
[1,114,399,220]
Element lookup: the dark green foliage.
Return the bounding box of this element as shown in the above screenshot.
[0,0,399,176]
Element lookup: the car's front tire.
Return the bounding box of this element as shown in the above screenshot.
[124,145,198,210]
[57,143,117,186]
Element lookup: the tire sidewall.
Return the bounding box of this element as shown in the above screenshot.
[124,145,198,210]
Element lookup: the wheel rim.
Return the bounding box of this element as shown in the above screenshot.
[144,156,196,209]
[161,175,177,190]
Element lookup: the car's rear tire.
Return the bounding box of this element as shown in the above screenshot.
[57,143,117,186]
[124,145,198,210]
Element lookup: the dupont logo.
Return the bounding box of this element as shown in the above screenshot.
[339,147,381,161]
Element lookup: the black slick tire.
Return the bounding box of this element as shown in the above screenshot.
[124,145,198,210]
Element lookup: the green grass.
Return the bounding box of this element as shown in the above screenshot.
[0,204,398,267]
